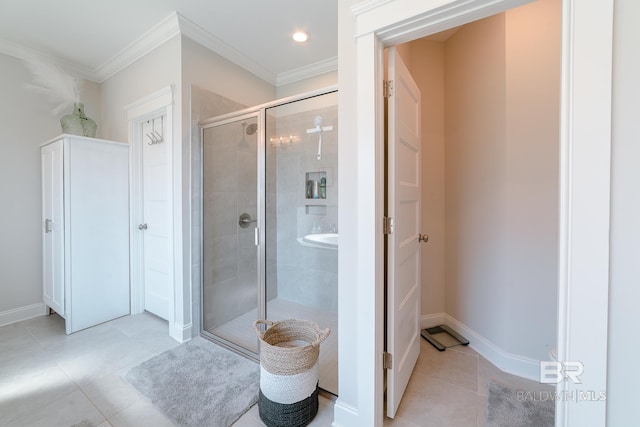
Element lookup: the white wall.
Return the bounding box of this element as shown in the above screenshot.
[0,52,101,324]
[335,0,361,424]
[607,0,640,423]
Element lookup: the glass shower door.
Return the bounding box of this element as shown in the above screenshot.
[265,91,339,394]
[202,113,261,354]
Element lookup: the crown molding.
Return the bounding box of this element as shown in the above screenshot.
[276,56,338,87]
[351,0,395,16]
[93,12,181,83]
[2,10,334,87]
[176,13,277,85]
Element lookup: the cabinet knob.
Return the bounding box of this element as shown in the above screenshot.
[138,223,148,230]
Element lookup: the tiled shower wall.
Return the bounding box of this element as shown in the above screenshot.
[200,110,257,331]
[268,101,339,312]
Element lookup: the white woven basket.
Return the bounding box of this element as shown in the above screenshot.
[254,319,330,427]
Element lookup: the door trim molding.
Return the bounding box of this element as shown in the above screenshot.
[126,86,176,332]
[342,0,613,426]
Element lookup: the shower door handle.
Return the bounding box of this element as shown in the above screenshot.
[239,213,257,228]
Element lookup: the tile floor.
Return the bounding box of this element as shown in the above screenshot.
[0,312,549,426]
[384,340,552,427]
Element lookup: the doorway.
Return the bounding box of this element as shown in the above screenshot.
[338,0,614,425]
[383,0,561,417]
[128,86,176,334]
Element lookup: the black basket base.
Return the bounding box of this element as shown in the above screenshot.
[258,384,319,427]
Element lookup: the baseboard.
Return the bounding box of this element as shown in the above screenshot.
[169,321,193,343]
[332,399,359,427]
[0,303,47,327]
[420,313,446,329]
[442,314,540,381]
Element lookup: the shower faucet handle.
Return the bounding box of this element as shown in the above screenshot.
[239,213,257,228]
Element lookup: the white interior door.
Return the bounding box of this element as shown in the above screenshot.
[41,141,65,316]
[141,116,171,320]
[386,47,422,419]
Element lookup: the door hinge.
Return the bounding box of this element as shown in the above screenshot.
[384,80,394,98]
[384,352,393,369]
[383,216,394,235]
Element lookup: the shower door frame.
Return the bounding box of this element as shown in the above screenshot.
[199,110,266,360]
[199,86,338,360]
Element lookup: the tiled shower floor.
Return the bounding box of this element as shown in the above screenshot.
[206,297,338,395]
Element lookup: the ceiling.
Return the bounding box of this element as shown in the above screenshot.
[0,0,338,86]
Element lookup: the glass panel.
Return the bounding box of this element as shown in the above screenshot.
[202,115,259,354]
[265,91,339,395]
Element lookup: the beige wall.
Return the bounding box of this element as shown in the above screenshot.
[504,0,560,359]
[0,52,61,315]
[445,12,511,348]
[181,37,275,109]
[276,71,338,99]
[100,36,181,143]
[401,0,560,362]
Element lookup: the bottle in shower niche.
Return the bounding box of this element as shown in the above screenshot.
[306,180,314,198]
[319,177,327,199]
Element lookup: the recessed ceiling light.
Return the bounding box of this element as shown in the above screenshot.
[293,31,309,43]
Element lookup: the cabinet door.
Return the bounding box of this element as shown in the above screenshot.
[41,141,65,316]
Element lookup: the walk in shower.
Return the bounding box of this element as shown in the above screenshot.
[200,89,338,395]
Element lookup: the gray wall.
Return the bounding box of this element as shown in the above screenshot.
[0,52,100,322]
[201,102,257,330]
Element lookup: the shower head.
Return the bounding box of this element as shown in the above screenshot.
[245,123,258,135]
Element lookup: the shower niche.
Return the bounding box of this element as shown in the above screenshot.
[200,89,339,395]
[305,171,328,200]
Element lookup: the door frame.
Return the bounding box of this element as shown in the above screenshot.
[126,86,177,337]
[342,0,613,426]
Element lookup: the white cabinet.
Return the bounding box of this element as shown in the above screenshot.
[41,135,130,334]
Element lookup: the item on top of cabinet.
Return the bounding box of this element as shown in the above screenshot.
[60,102,97,137]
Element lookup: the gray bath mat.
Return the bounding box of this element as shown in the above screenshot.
[486,381,554,427]
[125,337,259,427]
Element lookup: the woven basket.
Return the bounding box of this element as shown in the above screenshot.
[254,319,330,427]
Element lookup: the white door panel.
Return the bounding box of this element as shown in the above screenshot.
[386,47,422,419]
[41,141,65,316]
[142,117,171,320]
